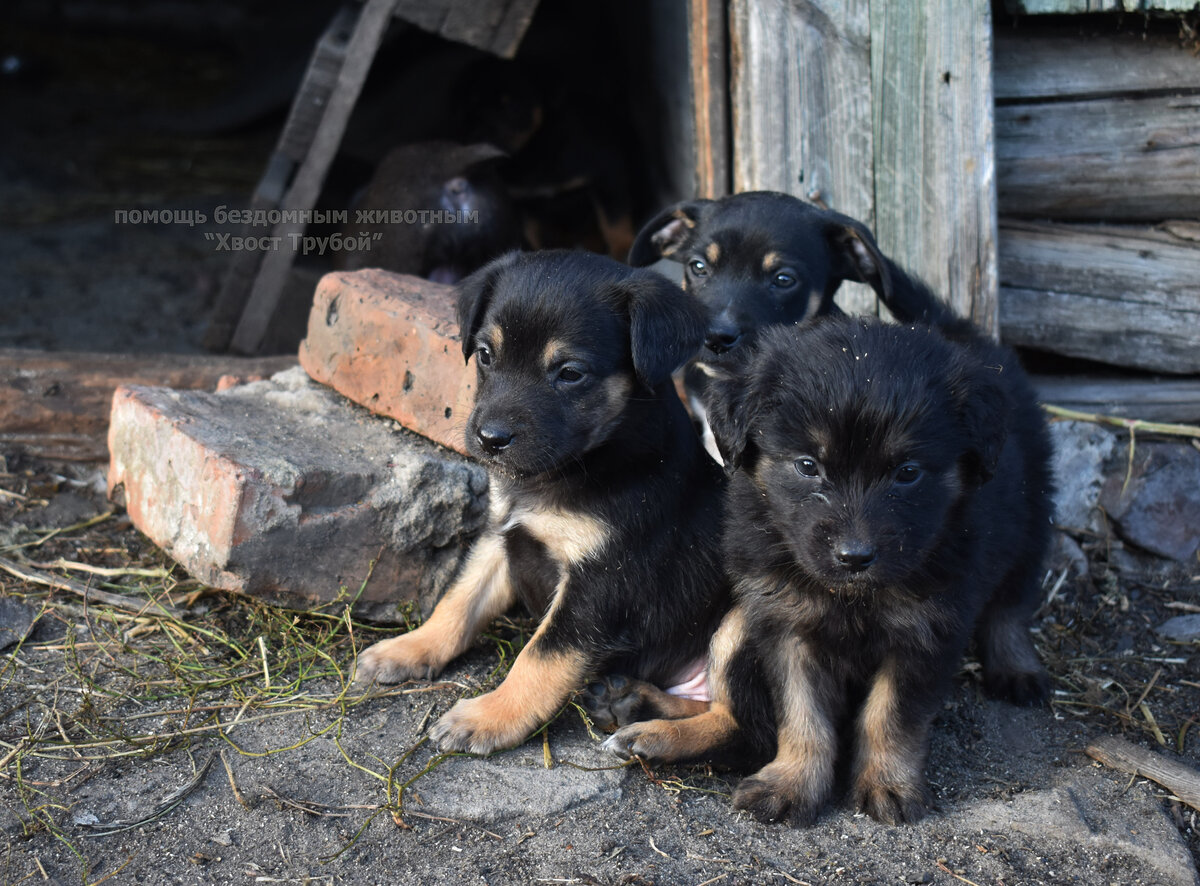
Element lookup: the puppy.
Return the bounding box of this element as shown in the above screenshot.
[605,313,1054,826]
[629,191,952,457]
[355,250,730,754]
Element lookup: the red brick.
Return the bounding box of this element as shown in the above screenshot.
[106,369,487,621]
[298,270,475,456]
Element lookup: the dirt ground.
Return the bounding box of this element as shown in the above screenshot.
[1,452,1198,886]
[2,9,1199,885]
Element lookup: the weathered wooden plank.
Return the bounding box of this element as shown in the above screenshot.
[870,0,999,332]
[1004,0,1198,15]
[689,0,730,199]
[996,94,1200,221]
[230,0,399,356]
[1032,375,1200,422]
[729,0,877,315]
[998,221,1200,373]
[392,0,539,59]
[0,349,297,461]
[993,30,1200,102]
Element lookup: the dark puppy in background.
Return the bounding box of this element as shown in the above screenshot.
[629,191,952,456]
[606,312,1054,826]
[355,250,729,754]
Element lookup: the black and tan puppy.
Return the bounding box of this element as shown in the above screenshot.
[629,191,951,456]
[355,250,729,755]
[605,314,1054,826]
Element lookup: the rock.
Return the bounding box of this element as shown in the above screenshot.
[1156,614,1200,642]
[1099,441,1200,562]
[107,367,487,621]
[0,596,38,652]
[1047,420,1117,532]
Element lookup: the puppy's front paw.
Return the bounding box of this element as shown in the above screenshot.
[852,773,931,825]
[602,721,676,762]
[732,761,829,827]
[354,633,446,685]
[428,694,529,755]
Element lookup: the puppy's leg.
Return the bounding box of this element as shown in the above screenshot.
[603,606,748,762]
[732,636,838,827]
[851,658,938,825]
[581,675,708,732]
[976,562,1049,705]
[355,531,512,685]
[429,580,588,755]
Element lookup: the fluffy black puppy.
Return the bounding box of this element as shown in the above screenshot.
[605,314,1054,826]
[629,191,952,456]
[355,250,729,754]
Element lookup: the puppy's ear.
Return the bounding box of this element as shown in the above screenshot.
[455,251,518,362]
[823,212,894,302]
[703,352,760,473]
[953,359,1012,486]
[628,201,710,266]
[617,270,707,387]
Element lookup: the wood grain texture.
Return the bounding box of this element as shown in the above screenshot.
[392,0,539,59]
[996,94,1200,221]
[0,349,297,461]
[1086,734,1200,813]
[729,0,877,315]
[870,0,999,332]
[1032,375,1200,422]
[998,221,1200,373]
[993,30,1200,101]
[689,0,730,199]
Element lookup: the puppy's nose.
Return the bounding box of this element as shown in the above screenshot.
[704,327,742,355]
[835,541,877,572]
[476,425,514,454]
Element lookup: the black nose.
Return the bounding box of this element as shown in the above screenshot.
[476,425,514,454]
[835,541,877,572]
[705,327,742,355]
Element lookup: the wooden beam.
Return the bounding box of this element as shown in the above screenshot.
[870,0,999,332]
[998,221,1200,374]
[1032,375,1200,423]
[0,349,297,461]
[728,0,877,315]
[689,0,730,200]
[391,0,540,60]
[996,94,1200,221]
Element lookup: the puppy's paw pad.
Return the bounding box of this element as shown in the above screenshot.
[581,675,651,730]
[853,779,930,825]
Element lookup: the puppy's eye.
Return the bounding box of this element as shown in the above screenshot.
[557,365,585,384]
[893,462,922,485]
[476,346,492,367]
[688,258,709,278]
[794,456,820,478]
[772,271,797,288]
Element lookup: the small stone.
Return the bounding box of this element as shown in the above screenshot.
[1156,614,1200,642]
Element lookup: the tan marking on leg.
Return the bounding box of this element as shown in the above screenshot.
[430,575,588,753]
[852,659,930,824]
[605,702,740,763]
[354,531,513,684]
[706,604,748,706]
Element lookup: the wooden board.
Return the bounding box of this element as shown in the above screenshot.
[996,94,1200,221]
[689,0,730,199]
[869,0,999,331]
[998,221,1200,373]
[391,0,540,60]
[1031,375,1200,423]
[0,350,298,461]
[993,30,1200,102]
[1004,0,1199,14]
[728,0,878,315]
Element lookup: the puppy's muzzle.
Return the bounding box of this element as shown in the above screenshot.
[704,317,743,356]
[476,423,515,455]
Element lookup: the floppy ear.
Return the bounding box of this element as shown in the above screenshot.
[455,251,518,362]
[617,270,707,387]
[702,353,761,473]
[952,358,1012,486]
[628,200,710,266]
[822,211,894,302]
